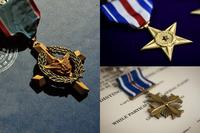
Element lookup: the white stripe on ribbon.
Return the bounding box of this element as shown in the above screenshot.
[112,1,140,27]
[118,77,136,96]
[136,69,152,86]
[128,0,150,22]
[144,0,153,9]
[102,5,118,22]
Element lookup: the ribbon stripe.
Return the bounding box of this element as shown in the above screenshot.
[121,0,146,26]
[101,5,118,22]
[0,20,12,37]
[118,77,136,97]
[137,0,153,14]
[105,2,129,24]
[101,0,153,28]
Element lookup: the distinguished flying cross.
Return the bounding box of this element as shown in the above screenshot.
[117,68,184,119]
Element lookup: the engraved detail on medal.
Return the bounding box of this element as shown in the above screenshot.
[155,31,175,47]
[37,46,84,84]
[0,0,8,5]
[31,41,89,94]
[147,93,184,119]
[0,48,18,74]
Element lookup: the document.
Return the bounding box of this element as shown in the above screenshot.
[100,67,200,133]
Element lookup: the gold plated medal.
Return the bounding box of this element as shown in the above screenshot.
[141,23,192,61]
[146,91,183,119]
[0,0,90,97]
[191,9,200,15]
[32,41,89,95]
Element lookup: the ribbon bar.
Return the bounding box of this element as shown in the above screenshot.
[117,68,154,97]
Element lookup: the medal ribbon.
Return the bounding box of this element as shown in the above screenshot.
[101,0,153,28]
[117,68,154,97]
[0,0,40,38]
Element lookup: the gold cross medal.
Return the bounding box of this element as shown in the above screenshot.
[0,0,89,96]
[31,41,89,95]
[117,68,183,119]
[101,0,192,61]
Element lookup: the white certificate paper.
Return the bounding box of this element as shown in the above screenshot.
[100,67,200,133]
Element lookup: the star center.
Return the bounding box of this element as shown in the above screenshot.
[155,31,175,47]
[162,36,169,42]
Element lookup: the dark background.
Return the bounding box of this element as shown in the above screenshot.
[0,0,99,133]
[101,0,200,66]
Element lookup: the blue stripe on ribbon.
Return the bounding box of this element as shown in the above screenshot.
[117,78,135,97]
[137,68,155,86]
[147,0,153,5]
[136,0,153,14]
[131,70,150,89]
[101,5,116,22]
[121,75,142,95]
[103,2,129,24]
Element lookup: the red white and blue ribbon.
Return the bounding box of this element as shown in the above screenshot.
[101,0,153,28]
[117,68,154,97]
[0,0,40,38]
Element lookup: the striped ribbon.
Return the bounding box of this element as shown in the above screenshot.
[0,0,40,39]
[101,0,153,28]
[117,68,154,97]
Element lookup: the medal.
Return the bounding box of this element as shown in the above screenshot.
[117,68,183,119]
[101,0,192,61]
[0,0,89,95]
[191,1,200,15]
[191,9,200,15]
[141,23,192,61]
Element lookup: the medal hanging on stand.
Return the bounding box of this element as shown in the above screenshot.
[101,0,192,61]
[116,68,184,119]
[0,0,89,95]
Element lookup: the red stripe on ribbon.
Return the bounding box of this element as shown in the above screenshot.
[132,82,145,92]
[127,73,132,83]
[120,0,146,27]
[0,20,11,37]
[29,0,41,17]
[127,72,145,92]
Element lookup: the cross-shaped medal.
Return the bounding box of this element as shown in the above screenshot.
[31,40,89,95]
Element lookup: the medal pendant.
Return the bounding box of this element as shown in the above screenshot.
[145,91,184,119]
[32,41,89,95]
[141,22,192,61]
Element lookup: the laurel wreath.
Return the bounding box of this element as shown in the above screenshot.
[38,46,84,84]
